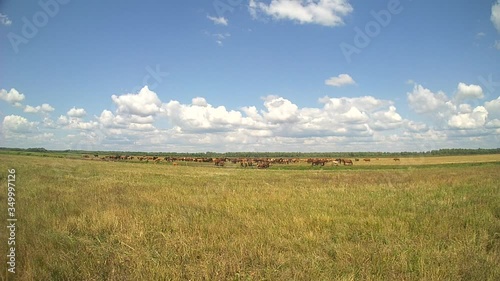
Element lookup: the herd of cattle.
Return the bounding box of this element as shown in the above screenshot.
[82,154,402,169]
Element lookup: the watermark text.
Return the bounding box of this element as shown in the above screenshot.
[340,0,408,63]
[6,168,17,274]
[7,0,71,54]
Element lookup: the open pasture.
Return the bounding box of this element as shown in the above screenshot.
[0,154,499,280]
[73,153,500,169]
[349,154,500,166]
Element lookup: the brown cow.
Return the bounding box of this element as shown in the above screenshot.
[307,158,327,166]
[342,159,353,166]
[313,159,327,166]
[214,158,225,166]
[257,161,270,169]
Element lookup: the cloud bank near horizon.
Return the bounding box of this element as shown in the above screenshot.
[1,81,499,152]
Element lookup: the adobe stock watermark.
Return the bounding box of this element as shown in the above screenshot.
[477,74,500,97]
[213,0,244,18]
[340,0,411,64]
[130,64,169,93]
[6,169,17,274]
[7,0,71,54]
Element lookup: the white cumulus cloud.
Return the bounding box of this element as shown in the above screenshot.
[192,97,208,107]
[339,106,368,124]
[455,83,484,101]
[4,82,499,152]
[485,96,500,120]
[98,110,124,129]
[42,117,57,129]
[325,74,356,87]
[98,109,156,130]
[161,99,258,133]
[0,88,25,106]
[320,96,387,113]
[407,84,450,114]
[111,86,161,117]
[262,96,299,123]
[448,106,488,129]
[486,119,500,128]
[249,0,353,27]
[92,86,168,136]
[69,120,99,131]
[57,115,69,125]
[67,107,87,118]
[405,120,428,132]
[371,106,403,130]
[2,115,37,133]
[24,103,55,114]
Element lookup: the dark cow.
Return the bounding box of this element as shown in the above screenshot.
[307,158,327,166]
[313,159,327,166]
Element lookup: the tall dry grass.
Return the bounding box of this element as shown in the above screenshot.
[0,154,498,280]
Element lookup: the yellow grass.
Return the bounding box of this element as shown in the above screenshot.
[0,154,499,280]
[351,154,500,166]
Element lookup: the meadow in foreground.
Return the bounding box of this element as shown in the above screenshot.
[0,154,499,280]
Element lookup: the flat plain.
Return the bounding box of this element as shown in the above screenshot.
[0,153,499,280]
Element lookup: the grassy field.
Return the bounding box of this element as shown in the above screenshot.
[0,154,499,280]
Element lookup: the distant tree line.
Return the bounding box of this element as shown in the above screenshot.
[1,147,499,158]
[0,147,48,152]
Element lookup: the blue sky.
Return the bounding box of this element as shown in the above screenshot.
[1,0,499,152]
